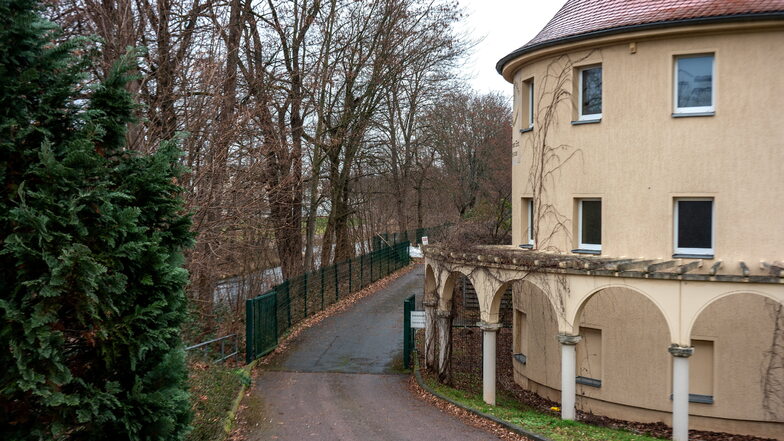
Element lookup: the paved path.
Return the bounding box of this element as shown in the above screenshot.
[240,264,498,440]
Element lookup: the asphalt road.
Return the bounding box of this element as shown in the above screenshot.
[240,264,498,440]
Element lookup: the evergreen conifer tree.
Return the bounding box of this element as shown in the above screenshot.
[0,1,194,439]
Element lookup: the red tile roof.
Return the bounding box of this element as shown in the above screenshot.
[497,0,784,73]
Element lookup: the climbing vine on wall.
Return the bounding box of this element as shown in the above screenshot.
[762,299,784,420]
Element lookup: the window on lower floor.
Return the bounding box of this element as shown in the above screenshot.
[674,198,713,256]
[578,199,602,251]
[577,326,602,387]
[514,310,528,362]
[690,339,714,399]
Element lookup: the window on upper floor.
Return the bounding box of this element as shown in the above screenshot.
[578,65,602,121]
[674,198,714,257]
[527,79,534,128]
[522,198,534,247]
[674,54,714,115]
[577,198,602,252]
[521,78,534,130]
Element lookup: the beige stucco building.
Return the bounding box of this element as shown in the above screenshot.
[422,1,784,440]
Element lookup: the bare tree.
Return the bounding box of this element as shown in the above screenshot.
[426,90,512,239]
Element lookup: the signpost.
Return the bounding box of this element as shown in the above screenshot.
[421,236,429,246]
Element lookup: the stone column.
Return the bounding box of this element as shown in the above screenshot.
[478,321,503,405]
[436,310,453,383]
[669,345,694,441]
[423,300,438,370]
[558,333,582,420]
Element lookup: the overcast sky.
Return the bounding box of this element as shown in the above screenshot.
[457,0,565,96]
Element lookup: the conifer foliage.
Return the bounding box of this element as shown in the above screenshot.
[0,1,194,439]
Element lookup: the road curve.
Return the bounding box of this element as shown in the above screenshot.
[239,264,498,441]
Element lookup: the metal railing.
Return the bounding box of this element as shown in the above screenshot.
[246,241,411,363]
[185,334,239,363]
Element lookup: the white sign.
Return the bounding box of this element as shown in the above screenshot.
[410,311,426,329]
[421,236,429,246]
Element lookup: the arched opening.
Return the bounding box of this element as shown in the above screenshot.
[509,279,564,403]
[569,286,672,420]
[688,293,784,437]
[438,270,463,312]
[447,272,481,387]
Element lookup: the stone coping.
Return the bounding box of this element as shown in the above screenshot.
[423,245,784,285]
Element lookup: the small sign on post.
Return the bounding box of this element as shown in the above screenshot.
[421,236,429,246]
[410,311,426,329]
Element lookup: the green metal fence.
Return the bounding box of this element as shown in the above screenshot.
[246,241,411,363]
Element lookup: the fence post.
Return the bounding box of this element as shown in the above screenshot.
[335,261,340,300]
[320,266,325,310]
[272,289,279,346]
[370,252,374,282]
[284,280,291,328]
[304,272,309,317]
[403,294,415,369]
[245,298,253,363]
[348,257,353,293]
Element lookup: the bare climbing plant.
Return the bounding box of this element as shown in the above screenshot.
[526,53,593,251]
[762,299,784,420]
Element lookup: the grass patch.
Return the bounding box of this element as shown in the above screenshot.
[424,378,665,441]
[187,360,249,441]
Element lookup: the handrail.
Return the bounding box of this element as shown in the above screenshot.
[185,333,239,363]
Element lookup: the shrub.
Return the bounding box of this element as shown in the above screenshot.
[0,1,194,439]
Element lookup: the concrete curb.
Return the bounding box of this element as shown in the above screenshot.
[412,355,553,441]
[222,359,259,437]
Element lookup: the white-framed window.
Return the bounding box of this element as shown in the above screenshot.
[527,79,535,128]
[674,198,714,256]
[526,198,534,245]
[521,78,534,130]
[578,199,602,251]
[674,54,714,114]
[578,65,602,120]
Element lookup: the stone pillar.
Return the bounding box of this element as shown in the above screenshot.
[436,310,453,383]
[423,300,438,370]
[558,333,582,420]
[479,321,503,405]
[669,345,694,441]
